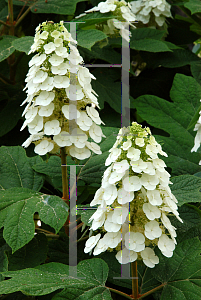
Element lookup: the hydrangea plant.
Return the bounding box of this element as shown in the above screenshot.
[84,122,182,268]
[20,20,105,159]
[76,0,136,41]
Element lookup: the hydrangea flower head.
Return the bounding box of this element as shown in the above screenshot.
[130,0,172,28]
[76,0,136,42]
[21,21,105,158]
[84,122,182,268]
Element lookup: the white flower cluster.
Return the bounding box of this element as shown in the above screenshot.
[76,0,136,42]
[21,21,105,159]
[84,122,182,268]
[130,0,172,27]
[191,108,201,159]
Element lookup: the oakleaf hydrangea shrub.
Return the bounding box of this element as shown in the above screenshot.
[20,21,105,159]
[76,0,136,41]
[84,122,183,268]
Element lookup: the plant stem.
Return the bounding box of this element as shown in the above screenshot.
[138,283,166,299]
[15,6,32,27]
[106,287,133,299]
[131,261,139,299]
[60,147,70,235]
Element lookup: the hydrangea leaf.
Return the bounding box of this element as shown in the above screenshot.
[0,258,112,299]
[12,36,34,54]
[76,204,96,226]
[184,0,201,14]
[91,68,135,113]
[72,11,114,28]
[171,175,201,206]
[131,39,171,53]
[170,204,201,234]
[79,44,121,64]
[0,188,69,252]
[7,234,48,271]
[77,29,107,50]
[191,62,201,86]
[0,245,8,282]
[151,237,201,300]
[135,73,201,175]
[32,156,63,191]
[111,28,172,53]
[0,36,17,63]
[143,49,200,69]
[0,146,44,192]
[10,0,86,15]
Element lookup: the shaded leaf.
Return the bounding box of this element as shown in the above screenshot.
[0,146,44,191]
[12,36,34,55]
[91,68,135,113]
[170,204,201,234]
[77,29,107,50]
[144,49,200,69]
[8,234,48,271]
[11,0,87,15]
[0,36,17,63]
[131,39,171,53]
[135,74,201,175]
[0,187,68,252]
[73,11,114,28]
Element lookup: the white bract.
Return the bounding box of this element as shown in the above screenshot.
[84,122,182,268]
[21,21,104,157]
[76,0,136,42]
[140,247,159,268]
[130,0,172,27]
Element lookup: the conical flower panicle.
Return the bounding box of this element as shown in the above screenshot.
[84,122,182,268]
[21,21,105,159]
[76,0,136,42]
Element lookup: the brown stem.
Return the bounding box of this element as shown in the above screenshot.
[15,6,32,28]
[106,287,133,299]
[0,73,13,84]
[60,147,70,235]
[132,261,139,299]
[138,283,166,299]
[35,228,57,235]
[0,20,10,27]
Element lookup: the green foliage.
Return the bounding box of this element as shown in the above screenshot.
[184,0,201,14]
[130,28,172,53]
[135,73,201,175]
[0,36,17,63]
[77,29,107,50]
[0,146,44,191]
[10,0,87,15]
[171,175,201,206]
[152,238,201,300]
[0,258,112,299]
[1,0,201,299]
[7,233,48,271]
[0,188,68,252]
[12,36,34,54]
